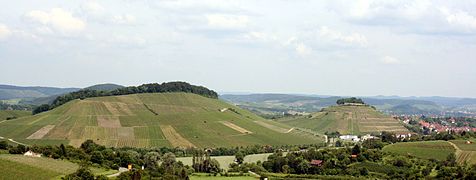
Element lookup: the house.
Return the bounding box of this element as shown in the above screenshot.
[339,135,360,142]
[24,150,41,157]
[310,160,323,167]
[361,134,376,141]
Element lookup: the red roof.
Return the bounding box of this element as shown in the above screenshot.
[310,160,323,166]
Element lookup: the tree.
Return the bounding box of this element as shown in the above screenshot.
[63,164,95,180]
[143,152,160,170]
[235,151,245,164]
[0,141,8,149]
[33,104,50,115]
[352,145,361,155]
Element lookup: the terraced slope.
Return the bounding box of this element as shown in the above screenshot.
[0,93,322,148]
[277,105,409,135]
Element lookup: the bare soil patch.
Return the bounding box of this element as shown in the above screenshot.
[222,121,253,134]
[117,127,135,139]
[161,125,196,148]
[97,116,121,128]
[27,125,55,139]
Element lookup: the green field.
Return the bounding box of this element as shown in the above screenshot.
[0,93,322,148]
[190,173,257,180]
[277,105,409,135]
[0,110,31,120]
[0,154,115,179]
[383,141,456,161]
[449,139,476,164]
[177,153,273,170]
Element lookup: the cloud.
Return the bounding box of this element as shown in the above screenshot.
[25,8,86,34]
[319,26,368,47]
[381,56,400,64]
[295,43,312,56]
[0,24,12,40]
[440,7,476,32]
[81,1,105,14]
[112,14,136,25]
[206,14,249,29]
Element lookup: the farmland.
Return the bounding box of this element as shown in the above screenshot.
[277,105,409,135]
[0,93,323,148]
[383,141,456,161]
[0,154,115,179]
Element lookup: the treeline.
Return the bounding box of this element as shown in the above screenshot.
[336,97,365,105]
[0,102,32,111]
[33,82,218,114]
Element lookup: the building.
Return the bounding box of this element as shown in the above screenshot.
[339,135,360,142]
[310,160,323,167]
[24,150,41,157]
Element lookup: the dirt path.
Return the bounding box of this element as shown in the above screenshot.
[285,127,295,133]
[0,136,29,146]
[221,121,252,134]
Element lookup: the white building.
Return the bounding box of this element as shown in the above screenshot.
[24,150,41,157]
[339,135,360,142]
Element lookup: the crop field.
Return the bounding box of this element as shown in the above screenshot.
[0,93,321,148]
[0,154,116,179]
[383,141,456,161]
[278,105,409,135]
[449,140,476,164]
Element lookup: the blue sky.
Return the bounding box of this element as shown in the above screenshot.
[0,0,475,97]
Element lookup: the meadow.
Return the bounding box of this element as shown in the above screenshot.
[383,141,456,161]
[0,154,116,179]
[0,110,31,120]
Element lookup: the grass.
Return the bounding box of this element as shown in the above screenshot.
[383,141,455,161]
[0,93,321,148]
[278,105,409,135]
[0,110,31,120]
[190,173,257,180]
[449,139,476,164]
[0,154,116,179]
[176,153,274,170]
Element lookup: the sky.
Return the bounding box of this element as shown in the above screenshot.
[0,0,476,97]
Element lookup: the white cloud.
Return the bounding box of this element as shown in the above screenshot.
[81,1,105,14]
[381,56,400,64]
[0,24,12,40]
[296,43,312,56]
[440,7,476,32]
[319,26,368,47]
[112,14,136,25]
[25,8,86,34]
[206,14,249,29]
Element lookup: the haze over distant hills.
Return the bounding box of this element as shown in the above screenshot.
[221,93,476,116]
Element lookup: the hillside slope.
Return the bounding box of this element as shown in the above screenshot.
[0,93,322,148]
[277,105,409,135]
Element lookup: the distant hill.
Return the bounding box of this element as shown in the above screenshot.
[276,105,410,135]
[221,94,476,116]
[85,83,124,91]
[0,92,322,148]
[0,85,79,100]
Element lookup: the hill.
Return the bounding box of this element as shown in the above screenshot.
[0,154,115,179]
[0,110,31,120]
[220,93,468,116]
[0,93,322,148]
[85,83,124,91]
[0,84,79,100]
[276,105,409,135]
